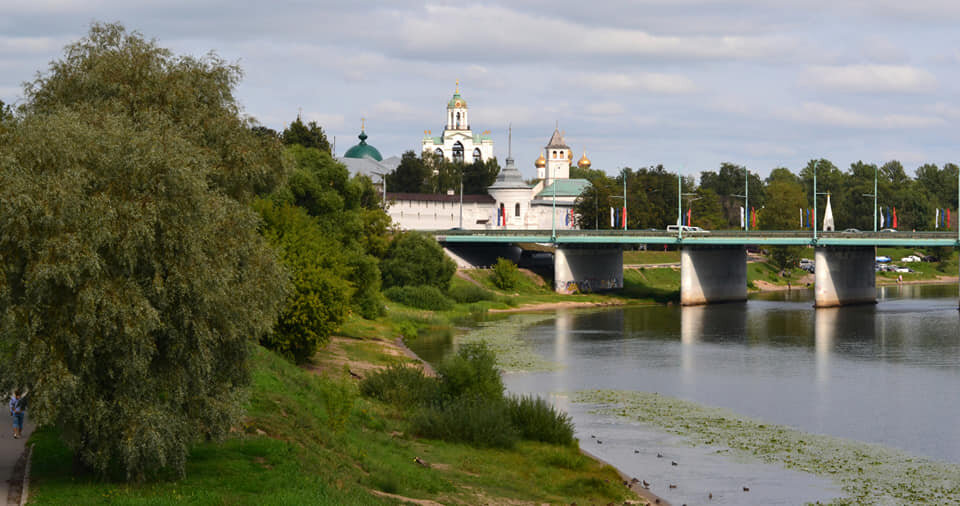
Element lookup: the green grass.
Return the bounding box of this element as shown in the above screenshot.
[620,267,680,302]
[28,343,635,505]
[622,249,680,265]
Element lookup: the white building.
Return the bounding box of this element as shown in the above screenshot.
[389,123,591,231]
[421,83,494,164]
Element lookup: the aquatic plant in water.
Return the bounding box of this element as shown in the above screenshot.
[574,390,960,505]
[457,314,559,373]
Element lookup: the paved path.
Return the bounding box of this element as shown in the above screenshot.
[1,416,34,506]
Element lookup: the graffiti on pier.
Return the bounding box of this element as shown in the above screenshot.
[561,277,621,294]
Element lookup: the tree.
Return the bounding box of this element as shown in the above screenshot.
[381,232,456,290]
[281,116,331,153]
[255,201,351,363]
[699,163,765,229]
[388,150,432,193]
[761,175,808,269]
[0,23,287,480]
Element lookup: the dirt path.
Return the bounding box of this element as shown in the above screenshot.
[1,418,34,506]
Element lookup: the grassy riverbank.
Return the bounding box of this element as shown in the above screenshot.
[26,311,638,505]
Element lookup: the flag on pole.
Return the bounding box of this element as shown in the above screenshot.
[948,208,952,230]
[741,206,746,228]
[610,207,614,228]
[936,208,940,228]
[751,207,757,228]
[686,208,692,227]
[622,207,627,230]
[892,207,898,229]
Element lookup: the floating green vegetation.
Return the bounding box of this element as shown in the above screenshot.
[458,314,558,373]
[574,390,960,505]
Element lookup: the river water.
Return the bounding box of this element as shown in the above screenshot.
[411,284,960,504]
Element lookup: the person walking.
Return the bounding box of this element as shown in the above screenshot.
[11,391,25,439]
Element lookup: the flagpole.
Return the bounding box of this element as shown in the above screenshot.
[873,164,878,233]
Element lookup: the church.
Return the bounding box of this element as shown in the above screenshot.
[339,84,592,231]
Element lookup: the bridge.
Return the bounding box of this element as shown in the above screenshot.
[434,230,960,307]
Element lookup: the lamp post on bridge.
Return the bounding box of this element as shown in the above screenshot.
[732,167,750,231]
[611,167,628,231]
[861,164,878,233]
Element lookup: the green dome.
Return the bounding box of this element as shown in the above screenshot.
[343,130,383,161]
[447,92,467,109]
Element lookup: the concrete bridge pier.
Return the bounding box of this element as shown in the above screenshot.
[814,246,876,307]
[554,246,623,294]
[680,246,747,305]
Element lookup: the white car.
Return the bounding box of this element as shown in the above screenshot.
[900,255,922,263]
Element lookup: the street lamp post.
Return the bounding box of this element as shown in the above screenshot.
[611,168,628,231]
[861,164,878,232]
[732,168,749,231]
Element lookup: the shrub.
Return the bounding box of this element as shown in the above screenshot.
[437,342,503,401]
[447,282,495,303]
[506,394,575,446]
[411,397,518,449]
[359,364,439,407]
[381,232,456,290]
[383,285,454,311]
[491,257,522,291]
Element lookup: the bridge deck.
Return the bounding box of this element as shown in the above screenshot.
[434,230,960,247]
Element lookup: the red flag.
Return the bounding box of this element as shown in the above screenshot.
[750,207,756,228]
[892,207,898,229]
[686,208,692,226]
[622,207,627,230]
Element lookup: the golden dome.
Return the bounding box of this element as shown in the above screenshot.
[535,152,546,168]
[578,151,591,168]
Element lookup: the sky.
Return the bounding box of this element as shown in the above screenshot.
[2,1,960,181]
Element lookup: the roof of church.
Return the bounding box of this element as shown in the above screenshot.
[537,178,591,198]
[488,156,531,190]
[447,92,467,108]
[545,128,570,149]
[343,130,383,161]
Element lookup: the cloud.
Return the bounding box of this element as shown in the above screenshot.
[787,102,945,129]
[389,4,790,62]
[572,72,697,94]
[584,102,625,116]
[803,64,937,93]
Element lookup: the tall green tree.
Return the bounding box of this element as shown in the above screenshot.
[699,162,765,229]
[281,116,331,153]
[0,23,287,480]
[388,150,432,193]
[761,174,808,268]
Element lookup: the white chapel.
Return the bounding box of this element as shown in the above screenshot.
[421,82,495,164]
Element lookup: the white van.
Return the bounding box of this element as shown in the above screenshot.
[667,225,707,233]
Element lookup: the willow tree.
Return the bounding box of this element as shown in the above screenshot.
[0,23,287,480]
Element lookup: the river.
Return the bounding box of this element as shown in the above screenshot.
[410,284,960,504]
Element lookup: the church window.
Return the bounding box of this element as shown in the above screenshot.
[452,141,464,163]
[473,148,482,163]
[560,151,564,159]
[515,203,520,217]
[552,150,557,157]
[435,148,443,158]
[455,112,461,129]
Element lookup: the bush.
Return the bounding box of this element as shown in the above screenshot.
[411,397,518,449]
[492,257,522,291]
[447,282,495,303]
[437,342,503,401]
[381,231,456,290]
[506,394,575,446]
[359,364,439,408]
[383,285,454,311]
